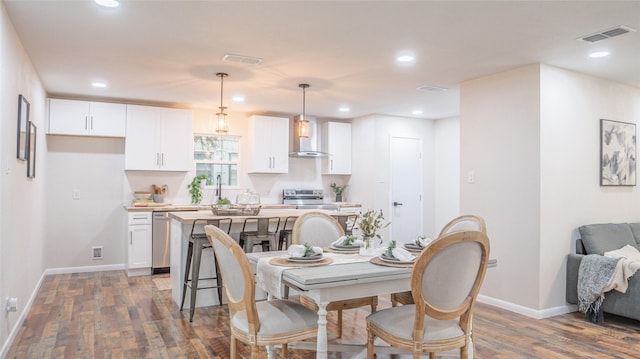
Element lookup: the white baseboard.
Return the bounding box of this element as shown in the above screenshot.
[478,294,576,319]
[1,263,126,359]
[44,263,125,276]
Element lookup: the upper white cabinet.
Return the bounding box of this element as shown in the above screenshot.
[247,115,289,173]
[125,105,193,171]
[322,121,352,175]
[48,98,126,137]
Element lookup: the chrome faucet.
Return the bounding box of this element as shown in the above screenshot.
[215,174,222,201]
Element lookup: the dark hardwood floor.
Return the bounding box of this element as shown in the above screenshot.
[5,270,640,358]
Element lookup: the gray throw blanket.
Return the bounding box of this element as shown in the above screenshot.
[577,254,622,323]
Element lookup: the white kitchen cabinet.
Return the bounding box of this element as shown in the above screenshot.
[48,98,126,137]
[127,212,152,276]
[247,115,289,173]
[125,105,192,171]
[322,121,352,175]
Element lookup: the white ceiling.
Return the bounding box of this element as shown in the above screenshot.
[4,1,640,120]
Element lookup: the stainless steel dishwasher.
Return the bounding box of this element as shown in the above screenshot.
[152,208,197,274]
[152,211,172,274]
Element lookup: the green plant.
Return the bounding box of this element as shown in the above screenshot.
[303,242,314,257]
[330,182,347,195]
[385,240,397,257]
[357,209,390,245]
[187,174,207,204]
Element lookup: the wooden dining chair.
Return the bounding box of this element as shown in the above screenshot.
[204,225,318,358]
[391,214,487,307]
[367,229,490,359]
[292,211,378,338]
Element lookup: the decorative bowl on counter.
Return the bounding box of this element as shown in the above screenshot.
[211,204,261,216]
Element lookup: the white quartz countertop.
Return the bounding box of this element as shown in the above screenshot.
[168,208,352,224]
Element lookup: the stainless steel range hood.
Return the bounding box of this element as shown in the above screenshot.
[289,115,329,157]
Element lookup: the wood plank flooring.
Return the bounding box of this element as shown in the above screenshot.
[5,270,640,358]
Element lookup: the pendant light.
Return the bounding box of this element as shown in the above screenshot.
[215,72,229,133]
[297,83,310,138]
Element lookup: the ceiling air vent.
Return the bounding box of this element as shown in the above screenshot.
[222,53,263,65]
[579,25,636,42]
[417,85,449,92]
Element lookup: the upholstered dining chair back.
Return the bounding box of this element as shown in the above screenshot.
[205,224,320,358]
[204,225,256,325]
[367,230,489,359]
[292,211,345,248]
[438,214,486,236]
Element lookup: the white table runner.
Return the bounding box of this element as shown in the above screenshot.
[256,251,383,298]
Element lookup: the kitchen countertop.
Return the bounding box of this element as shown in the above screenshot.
[168,208,354,224]
[124,204,297,212]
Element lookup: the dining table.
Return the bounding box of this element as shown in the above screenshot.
[247,250,413,359]
[248,250,498,359]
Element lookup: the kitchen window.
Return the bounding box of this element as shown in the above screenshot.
[194,134,239,187]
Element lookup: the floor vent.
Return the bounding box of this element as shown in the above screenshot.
[92,246,103,260]
[579,25,636,42]
[222,53,263,65]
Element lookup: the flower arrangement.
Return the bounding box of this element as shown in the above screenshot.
[356,209,390,249]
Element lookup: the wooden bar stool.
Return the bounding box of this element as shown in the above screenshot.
[180,217,232,322]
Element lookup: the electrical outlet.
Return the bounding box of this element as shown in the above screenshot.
[92,246,103,260]
[72,189,80,200]
[6,297,17,312]
[467,170,475,184]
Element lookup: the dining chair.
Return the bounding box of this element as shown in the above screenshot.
[204,225,318,358]
[238,217,281,253]
[292,211,378,338]
[391,214,486,307]
[180,217,232,322]
[367,229,490,359]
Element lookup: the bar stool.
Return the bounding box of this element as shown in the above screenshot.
[238,217,280,252]
[336,214,358,235]
[180,217,232,322]
[277,216,298,250]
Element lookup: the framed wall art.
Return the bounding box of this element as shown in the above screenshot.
[600,119,636,186]
[27,121,37,178]
[17,94,29,160]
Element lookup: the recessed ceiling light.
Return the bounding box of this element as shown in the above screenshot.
[589,51,610,58]
[91,81,107,88]
[396,55,415,63]
[338,107,350,112]
[412,110,423,115]
[232,96,245,102]
[95,0,119,8]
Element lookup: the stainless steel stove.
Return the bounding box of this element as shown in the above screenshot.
[282,189,338,210]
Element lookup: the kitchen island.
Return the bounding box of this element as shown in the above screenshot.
[167,208,355,310]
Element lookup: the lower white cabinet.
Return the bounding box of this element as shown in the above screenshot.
[127,212,152,276]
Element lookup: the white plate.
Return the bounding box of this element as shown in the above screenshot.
[404,243,425,251]
[331,244,360,251]
[287,255,324,262]
[380,253,416,264]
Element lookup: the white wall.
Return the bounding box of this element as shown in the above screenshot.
[539,65,640,310]
[434,117,460,233]
[461,63,640,316]
[460,64,542,310]
[0,2,47,354]
[350,114,437,238]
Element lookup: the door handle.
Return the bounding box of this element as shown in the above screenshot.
[393,201,403,207]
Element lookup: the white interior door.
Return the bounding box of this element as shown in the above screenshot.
[390,136,423,244]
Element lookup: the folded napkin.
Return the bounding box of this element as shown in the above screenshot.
[392,247,416,262]
[416,236,433,248]
[287,244,323,257]
[332,236,363,247]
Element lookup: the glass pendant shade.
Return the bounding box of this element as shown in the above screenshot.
[215,72,230,133]
[298,83,310,138]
